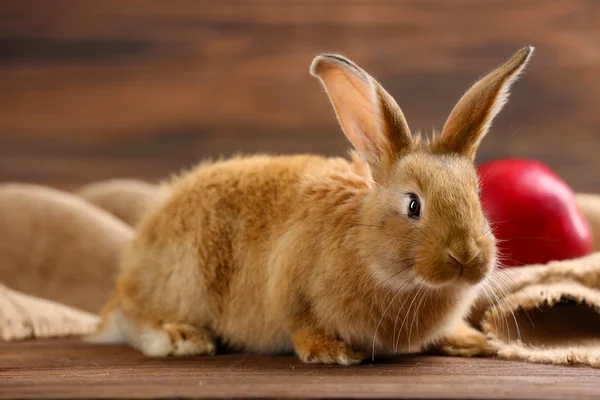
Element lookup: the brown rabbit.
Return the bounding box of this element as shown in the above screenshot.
[89,47,534,364]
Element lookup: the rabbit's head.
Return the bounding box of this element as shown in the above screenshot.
[311,47,533,290]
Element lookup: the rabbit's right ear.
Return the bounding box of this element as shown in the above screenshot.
[311,55,412,181]
[432,46,534,161]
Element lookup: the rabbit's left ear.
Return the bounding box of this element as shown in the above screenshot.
[432,46,534,161]
[311,54,412,181]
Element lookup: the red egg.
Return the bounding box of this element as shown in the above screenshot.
[477,159,593,268]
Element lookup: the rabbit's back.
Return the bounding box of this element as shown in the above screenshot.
[117,154,345,352]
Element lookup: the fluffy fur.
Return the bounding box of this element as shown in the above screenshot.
[90,47,534,364]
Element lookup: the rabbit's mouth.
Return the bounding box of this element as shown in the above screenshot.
[367,244,496,292]
[410,251,496,289]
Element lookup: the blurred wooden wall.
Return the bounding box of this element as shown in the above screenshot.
[1,1,600,191]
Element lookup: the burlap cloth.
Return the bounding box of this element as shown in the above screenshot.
[2,181,600,368]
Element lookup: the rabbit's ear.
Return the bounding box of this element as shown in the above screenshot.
[311,54,412,180]
[433,46,534,161]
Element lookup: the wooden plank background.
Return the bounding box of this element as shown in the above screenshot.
[1,1,599,191]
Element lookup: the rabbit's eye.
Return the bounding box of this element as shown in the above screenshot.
[407,195,421,220]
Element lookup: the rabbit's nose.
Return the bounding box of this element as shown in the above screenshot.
[447,250,479,267]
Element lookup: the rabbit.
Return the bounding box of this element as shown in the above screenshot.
[89,46,534,365]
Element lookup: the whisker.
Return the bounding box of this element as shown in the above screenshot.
[391,275,426,353]
[483,280,510,340]
[489,273,535,330]
[496,236,570,254]
[489,219,514,226]
[371,274,418,361]
[396,280,426,353]
[389,274,421,352]
[501,236,561,242]
[492,267,543,313]
[486,279,522,342]
[478,284,502,338]
[408,285,431,353]
[495,257,529,267]
[483,285,506,336]
[377,257,422,288]
[371,287,403,362]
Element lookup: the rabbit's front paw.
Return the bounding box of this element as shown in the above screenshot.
[439,321,495,357]
[292,327,364,365]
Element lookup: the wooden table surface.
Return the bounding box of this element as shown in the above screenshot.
[1,339,599,400]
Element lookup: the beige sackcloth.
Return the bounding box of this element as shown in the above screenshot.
[2,180,600,368]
